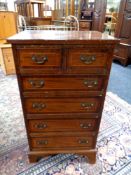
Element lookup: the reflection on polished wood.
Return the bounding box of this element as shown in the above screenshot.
[8,30,119,44]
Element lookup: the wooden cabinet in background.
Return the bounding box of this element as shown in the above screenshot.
[0,11,17,40]
[14,0,44,18]
[14,0,45,26]
[0,44,16,75]
[114,0,131,66]
[92,0,107,32]
[79,0,107,31]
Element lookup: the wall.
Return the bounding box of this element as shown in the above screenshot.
[7,0,15,11]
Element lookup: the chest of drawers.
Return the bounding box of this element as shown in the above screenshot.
[8,30,119,164]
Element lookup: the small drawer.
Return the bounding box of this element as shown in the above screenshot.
[28,119,97,132]
[25,98,101,114]
[67,49,108,74]
[18,48,61,69]
[22,77,105,91]
[79,21,90,29]
[30,135,94,149]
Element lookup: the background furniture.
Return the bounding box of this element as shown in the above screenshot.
[0,11,17,75]
[14,0,107,32]
[0,44,16,75]
[8,30,118,163]
[52,0,107,32]
[14,0,44,25]
[114,0,131,66]
[14,0,44,18]
[0,11,17,42]
[92,0,107,32]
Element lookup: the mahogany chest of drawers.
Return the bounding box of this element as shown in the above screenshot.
[8,30,118,163]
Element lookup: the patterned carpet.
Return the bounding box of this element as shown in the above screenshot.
[0,69,131,175]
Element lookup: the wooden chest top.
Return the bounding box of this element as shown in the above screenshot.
[8,30,119,45]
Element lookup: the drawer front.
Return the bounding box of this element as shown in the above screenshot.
[114,45,128,58]
[67,49,108,74]
[25,98,101,114]
[22,77,105,91]
[30,135,94,149]
[18,49,61,68]
[80,22,90,28]
[79,22,90,30]
[29,119,97,132]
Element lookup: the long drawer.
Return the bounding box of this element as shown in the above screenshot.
[24,98,101,114]
[28,119,98,132]
[30,135,95,150]
[22,76,105,91]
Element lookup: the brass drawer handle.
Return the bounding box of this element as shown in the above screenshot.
[78,139,89,144]
[32,103,46,111]
[37,140,48,145]
[80,55,96,64]
[32,55,48,64]
[35,123,47,129]
[80,123,92,129]
[83,80,98,88]
[29,80,45,88]
[81,102,94,108]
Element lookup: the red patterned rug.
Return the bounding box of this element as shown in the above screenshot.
[0,70,131,175]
